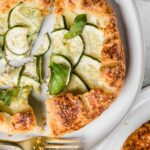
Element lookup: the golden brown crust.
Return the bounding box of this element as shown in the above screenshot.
[0,0,51,13]
[46,94,88,136]
[47,89,116,136]
[47,0,126,136]
[122,121,150,150]
[0,108,37,134]
[100,62,125,91]
[11,108,37,133]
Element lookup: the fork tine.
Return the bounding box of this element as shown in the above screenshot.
[45,138,80,144]
[45,144,80,149]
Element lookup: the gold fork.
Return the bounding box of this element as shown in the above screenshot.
[0,137,81,150]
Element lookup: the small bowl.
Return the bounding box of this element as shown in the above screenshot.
[96,86,150,150]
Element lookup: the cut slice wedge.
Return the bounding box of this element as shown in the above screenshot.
[33,33,51,56]
[64,74,88,95]
[81,25,104,61]
[8,2,43,35]
[74,55,101,89]
[5,27,29,55]
[50,29,84,66]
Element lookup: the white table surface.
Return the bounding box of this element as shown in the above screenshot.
[136,0,150,87]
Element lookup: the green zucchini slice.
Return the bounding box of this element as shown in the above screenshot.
[8,2,43,35]
[50,29,84,66]
[0,36,4,48]
[54,15,66,30]
[74,55,101,89]
[5,27,29,55]
[4,47,30,63]
[64,12,78,29]
[19,76,41,93]
[36,56,42,83]
[0,13,8,36]
[64,74,88,95]
[50,54,72,68]
[23,58,38,80]
[23,57,42,83]
[0,67,22,88]
[28,32,38,50]
[81,25,104,61]
[33,33,51,56]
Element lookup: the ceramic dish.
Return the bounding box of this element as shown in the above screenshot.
[0,0,144,150]
[96,86,150,150]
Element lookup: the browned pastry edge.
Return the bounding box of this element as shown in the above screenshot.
[0,0,51,14]
[122,121,150,150]
[46,89,116,136]
[46,0,126,136]
[0,108,37,134]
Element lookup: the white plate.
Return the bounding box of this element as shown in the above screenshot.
[0,0,144,149]
[96,86,150,150]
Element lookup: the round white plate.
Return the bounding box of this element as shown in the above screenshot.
[0,0,144,150]
[96,86,150,150]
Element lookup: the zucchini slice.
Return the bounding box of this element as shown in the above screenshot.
[64,74,88,95]
[0,13,8,36]
[19,76,41,93]
[5,27,29,55]
[36,56,42,83]
[23,57,42,83]
[28,32,38,50]
[0,67,22,88]
[64,12,78,29]
[23,58,38,80]
[50,54,71,67]
[87,14,110,28]
[0,58,7,75]
[0,36,4,48]
[50,29,84,66]
[81,25,104,61]
[33,33,51,56]
[8,2,43,35]
[74,55,101,89]
[54,15,66,30]
[4,47,30,62]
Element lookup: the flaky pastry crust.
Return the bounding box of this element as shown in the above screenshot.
[46,0,126,136]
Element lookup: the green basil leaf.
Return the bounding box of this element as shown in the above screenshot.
[49,62,71,95]
[0,88,18,106]
[64,14,87,39]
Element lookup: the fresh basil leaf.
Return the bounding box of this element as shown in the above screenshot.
[64,14,87,39]
[49,62,71,95]
[0,88,18,106]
